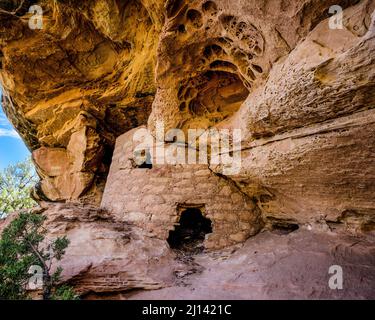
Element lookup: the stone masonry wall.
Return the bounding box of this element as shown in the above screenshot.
[101,127,263,249]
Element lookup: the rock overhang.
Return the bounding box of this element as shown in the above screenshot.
[0,0,374,239]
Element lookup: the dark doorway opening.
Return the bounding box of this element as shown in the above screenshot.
[167,208,212,254]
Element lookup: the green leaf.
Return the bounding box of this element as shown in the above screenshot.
[0,210,77,300]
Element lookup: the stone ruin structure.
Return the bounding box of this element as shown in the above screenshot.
[0,0,373,231]
[0,0,374,245]
[1,0,375,298]
[101,127,262,250]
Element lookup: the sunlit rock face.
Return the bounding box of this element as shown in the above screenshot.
[1,0,163,204]
[1,0,375,231]
[1,0,375,300]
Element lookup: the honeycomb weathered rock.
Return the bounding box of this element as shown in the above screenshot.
[1,0,374,243]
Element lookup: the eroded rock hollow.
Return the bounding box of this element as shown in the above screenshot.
[1,0,375,299]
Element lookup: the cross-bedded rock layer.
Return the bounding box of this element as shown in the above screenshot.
[1,0,375,243]
[1,0,375,300]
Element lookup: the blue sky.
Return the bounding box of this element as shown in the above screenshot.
[0,88,30,170]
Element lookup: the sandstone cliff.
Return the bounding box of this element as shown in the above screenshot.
[0,0,374,299]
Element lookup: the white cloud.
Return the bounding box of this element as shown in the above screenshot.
[0,114,8,125]
[0,128,20,139]
[0,89,20,139]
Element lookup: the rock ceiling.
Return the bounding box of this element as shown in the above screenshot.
[0,0,374,229]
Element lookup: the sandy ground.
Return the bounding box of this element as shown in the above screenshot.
[123,229,375,300]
